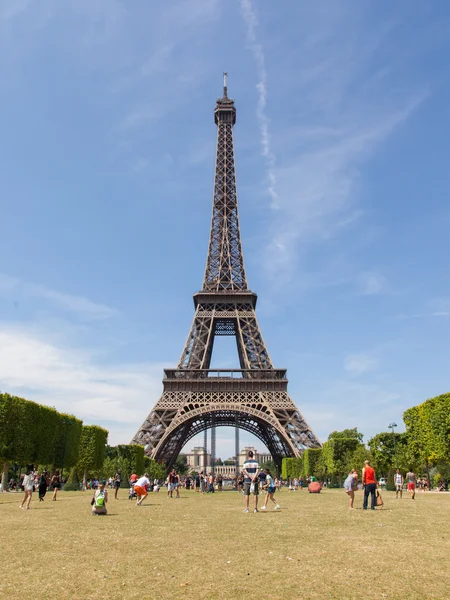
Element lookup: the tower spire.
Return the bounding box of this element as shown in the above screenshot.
[204,74,244,291]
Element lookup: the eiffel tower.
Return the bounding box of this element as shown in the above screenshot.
[132,75,321,471]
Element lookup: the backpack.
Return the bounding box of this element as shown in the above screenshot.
[95,491,105,508]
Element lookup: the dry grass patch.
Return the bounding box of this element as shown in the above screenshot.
[1,487,449,599]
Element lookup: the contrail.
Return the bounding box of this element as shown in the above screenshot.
[240,0,279,209]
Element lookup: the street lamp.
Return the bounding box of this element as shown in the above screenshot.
[388,422,398,469]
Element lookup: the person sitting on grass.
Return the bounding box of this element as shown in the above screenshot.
[261,469,280,511]
[92,482,108,516]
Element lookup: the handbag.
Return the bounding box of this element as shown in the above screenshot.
[376,490,383,507]
[250,483,255,494]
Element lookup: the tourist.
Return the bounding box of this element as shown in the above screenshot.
[217,474,223,491]
[113,470,122,500]
[38,470,49,502]
[259,469,267,493]
[242,450,260,513]
[423,477,429,492]
[174,470,181,498]
[406,469,416,500]
[343,469,358,509]
[237,472,244,493]
[394,469,404,499]
[208,473,215,493]
[135,473,151,506]
[362,460,377,510]
[195,472,201,493]
[200,472,206,495]
[91,481,108,515]
[261,469,280,511]
[19,469,34,510]
[299,476,303,490]
[51,470,61,501]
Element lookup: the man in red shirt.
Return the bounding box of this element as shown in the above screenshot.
[362,460,377,510]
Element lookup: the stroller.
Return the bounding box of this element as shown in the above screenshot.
[128,482,137,500]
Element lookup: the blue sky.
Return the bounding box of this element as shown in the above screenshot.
[1,0,449,460]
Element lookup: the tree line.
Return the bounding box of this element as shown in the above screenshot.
[2,391,449,490]
[0,392,164,491]
[282,392,450,488]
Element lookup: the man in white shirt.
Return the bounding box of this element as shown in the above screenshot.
[134,473,151,506]
[242,451,260,513]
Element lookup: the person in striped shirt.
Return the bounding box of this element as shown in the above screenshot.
[242,451,260,513]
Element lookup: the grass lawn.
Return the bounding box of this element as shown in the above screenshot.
[1,487,449,599]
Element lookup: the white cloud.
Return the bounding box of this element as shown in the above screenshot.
[0,273,117,319]
[360,272,387,295]
[0,324,165,445]
[344,353,378,375]
[256,5,429,282]
[240,0,279,209]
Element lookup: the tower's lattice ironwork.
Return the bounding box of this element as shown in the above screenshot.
[132,75,321,471]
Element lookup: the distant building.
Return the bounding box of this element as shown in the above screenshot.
[185,444,272,477]
[185,447,211,470]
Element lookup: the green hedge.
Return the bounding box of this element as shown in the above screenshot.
[0,393,83,490]
[77,425,108,484]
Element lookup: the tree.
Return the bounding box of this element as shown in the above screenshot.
[52,413,83,473]
[77,425,108,488]
[173,454,188,476]
[368,432,408,475]
[328,428,364,443]
[144,458,166,482]
[0,393,81,490]
[403,393,450,470]
[303,449,322,478]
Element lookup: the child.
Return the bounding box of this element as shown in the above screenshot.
[92,482,108,515]
[261,469,280,511]
[343,469,358,509]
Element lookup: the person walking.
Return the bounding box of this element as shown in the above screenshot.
[261,469,280,511]
[406,469,416,500]
[242,450,260,513]
[343,469,358,509]
[135,473,151,506]
[394,469,404,499]
[362,460,377,510]
[38,470,49,501]
[51,471,61,501]
[113,470,122,500]
[91,482,108,515]
[19,470,34,510]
